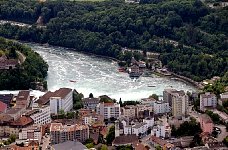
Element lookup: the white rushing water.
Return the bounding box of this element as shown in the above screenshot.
[26,43,196,101]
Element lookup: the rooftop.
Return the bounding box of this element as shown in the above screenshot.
[10,116,33,126]
[16,91,30,101]
[201,114,213,123]
[50,122,88,132]
[51,88,72,99]
[150,135,168,146]
[0,94,14,106]
[36,91,54,105]
[25,109,40,116]
[7,107,22,114]
[82,97,100,103]
[200,92,216,98]
[52,141,87,150]
[0,113,14,123]
[113,134,138,145]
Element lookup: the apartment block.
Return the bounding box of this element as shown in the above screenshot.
[96,102,120,119]
[153,101,170,115]
[200,92,217,111]
[170,91,189,118]
[50,123,89,144]
[19,126,42,142]
[25,105,51,125]
[121,105,137,118]
[50,88,73,114]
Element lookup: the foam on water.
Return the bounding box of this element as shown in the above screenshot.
[25,43,196,101]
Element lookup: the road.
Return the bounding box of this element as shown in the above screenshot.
[42,135,50,150]
[215,125,228,142]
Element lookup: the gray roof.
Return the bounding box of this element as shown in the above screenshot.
[52,141,87,150]
[132,122,147,129]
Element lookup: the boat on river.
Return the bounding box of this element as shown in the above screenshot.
[69,80,76,83]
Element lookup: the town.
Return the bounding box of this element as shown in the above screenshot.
[0,87,227,150]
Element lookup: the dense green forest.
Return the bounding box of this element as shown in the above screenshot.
[0,37,48,90]
[0,0,227,82]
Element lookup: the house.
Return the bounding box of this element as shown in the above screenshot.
[135,104,153,118]
[152,120,171,138]
[0,113,14,136]
[7,116,34,137]
[50,88,73,114]
[112,134,138,146]
[115,117,154,137]
[200,114,214,134]
[96,102,120,119]
[0,55,19,70]
[153,101,170,115]
[19,125,42,142]
[200,92,217,111]
[81,112,104,125]
[50,122,89,144]
[82,97,100,110]
[15,90,31,108]
[150,135,174,149]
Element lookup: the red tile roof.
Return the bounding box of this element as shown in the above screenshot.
[52,88,72,99]
[36,91,54,105]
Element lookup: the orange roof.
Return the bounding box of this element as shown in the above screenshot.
[100,127,108,136]
[104,102,114,106]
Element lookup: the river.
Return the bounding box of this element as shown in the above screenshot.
[27,43,196,101]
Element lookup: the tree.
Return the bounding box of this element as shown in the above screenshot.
[119,98,123,107]
[149,94,159,100]
[223,136,228,147]
[9,134,16,143]
[85,143,94,148]
[98,144,108,150]
[155,145,162,150]
[106,126,115,145]
[89,93,94,98]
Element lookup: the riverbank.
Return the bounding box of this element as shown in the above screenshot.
[6,38,200,91]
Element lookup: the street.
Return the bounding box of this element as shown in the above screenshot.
[42,135,50,150]
[215,124,228,142]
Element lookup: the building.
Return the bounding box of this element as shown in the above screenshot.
[200,92,217,111]
[141,98,157,106]
[153,101,170,115]
[50,88,73,114]
[52,141,88,150]
[0,94,14,109]
[135,104,153,118]
[152,120,171,138]
[171,90,189,118]
[6,107,25,120]
[19,126,42,142]
[96,102,120,119]
[15,90,30,108]
[150,135,174,150]
[8,116,34,137]
[0,55,19,70]
[112,134,138,146]
[0,113,14,137]
[163,89,178,105]
[121,105,137,118]
[115,117,154,137]
[82,97,99,110]
[200,114,214,134]
[25,105,51,125]
[0,101,7,113]
[81,112,104,125]
[36,91,54,105]
[218,92,228,106]
[50,122,89,144]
